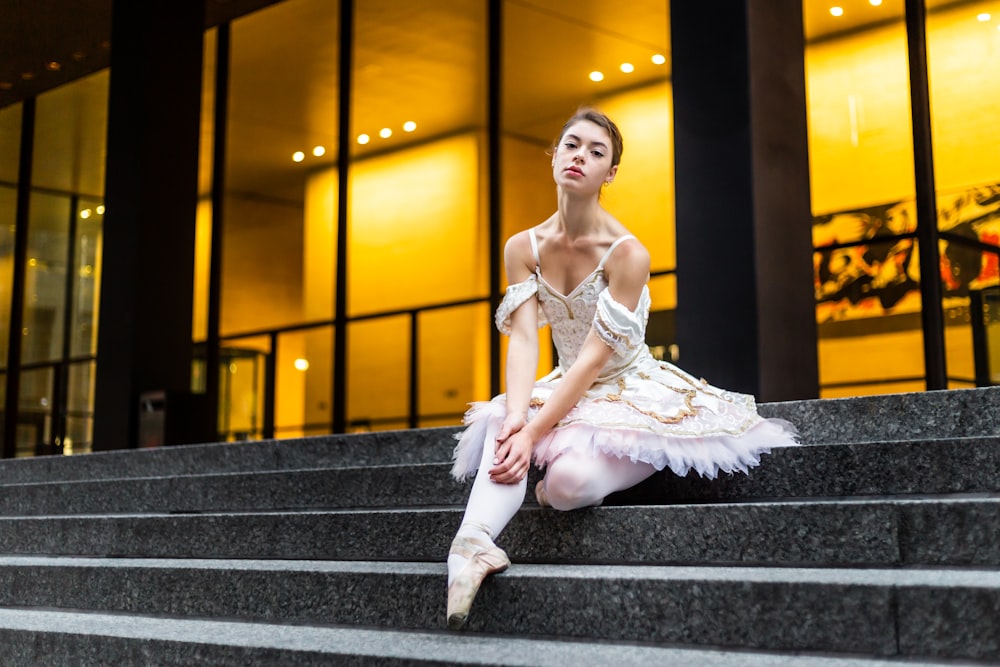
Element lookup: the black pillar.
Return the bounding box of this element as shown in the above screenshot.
[93,2,206,450]
[671,0,818,401]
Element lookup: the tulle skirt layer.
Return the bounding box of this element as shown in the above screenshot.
[451,358,800,481]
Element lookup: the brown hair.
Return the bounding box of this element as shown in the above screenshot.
[552,107,624,167]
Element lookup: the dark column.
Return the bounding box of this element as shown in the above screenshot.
[93,2,206,450]
[671,0,818,401]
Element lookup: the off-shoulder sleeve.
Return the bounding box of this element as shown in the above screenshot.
[495,275,546,335]
[593,288,647,354]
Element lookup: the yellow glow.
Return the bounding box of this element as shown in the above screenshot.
[976,12,990,21]
[27,258,36,267]
[620,63,635,74]
[589,71,604,82]
[293,358,309,371]
[403,121,416,132]
[357,134,370,144]
[651,54,666,65]
[830,7,844,17]
[292,151,305,162]
[379,128,392,139]
[80,209,91,219]
[869,0,882,6]
[312,145,326,157]
[96,205,105,214]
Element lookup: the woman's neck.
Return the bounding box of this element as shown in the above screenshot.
[555,190,604,238]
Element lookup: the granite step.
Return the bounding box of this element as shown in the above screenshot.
[0,497,996,566]
[0,427,459,485]
[0,558,994,662]
[0,608,965,667]
[2,385,998,487]
[1,435,997,516]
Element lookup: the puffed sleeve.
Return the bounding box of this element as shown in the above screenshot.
[593,288,647,354]
[494,275,547,335]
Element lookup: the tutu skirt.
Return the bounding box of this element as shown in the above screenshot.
[451,356,799,481]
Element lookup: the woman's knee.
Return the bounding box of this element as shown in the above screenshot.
[543,460,603,511]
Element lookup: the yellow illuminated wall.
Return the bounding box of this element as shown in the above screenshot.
[806,1,1000,396]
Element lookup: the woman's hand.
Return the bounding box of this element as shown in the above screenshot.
[490,422,534,484]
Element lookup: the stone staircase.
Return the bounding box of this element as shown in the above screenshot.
[0,388,997,665]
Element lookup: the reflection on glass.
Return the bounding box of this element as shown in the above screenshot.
[0,185,15,365]
[276,327,331,438]
[66,360,95,454]
[72,199,103,357]
[418,303,490,427]
[22,193,70,365]
[18,367,53,457]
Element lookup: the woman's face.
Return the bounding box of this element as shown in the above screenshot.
[551,120,618,194]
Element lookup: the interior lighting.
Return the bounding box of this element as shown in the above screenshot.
[379,128,392,139]
[589,71,604,82]
[96,205,105,214]
[0,82,11,90]
[403,121,416,132]
[80,209,92,219]
[651,54,666,65]
[312,145,326,157]
[21,72,35,80]
[294,358,310,371]
[27,258,36,267]
[292,151,305,162]
[46,61,61,71]
[358,134,370,144]
[869,0,882,5]
[977,12,990,21]
[620,63,635,74]
[830,6,844,16]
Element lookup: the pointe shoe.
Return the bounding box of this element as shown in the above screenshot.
[535,479,550,507]
[446,536,510,630]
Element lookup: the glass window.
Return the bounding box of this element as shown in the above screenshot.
[926,2,1000,387]
[803,0,924,397]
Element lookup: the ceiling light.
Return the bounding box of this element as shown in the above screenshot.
[292,151,305,162]
[589,71,604,82]
[80,209,91,219]
[379,128,392,138]
[21,72,35,80]
[403,121,416,132]
[0,82,11,90]
[46,61,61,71]
[977,12,990,21]
[294,358,310,371]
[96,205,105,214]
[830,6,844,17]
[72,51,86,61]
[651,54,666,65]
[869,0,882,5]
[620,63,635,74]
[357,134,370,144]
[312,145,326,157]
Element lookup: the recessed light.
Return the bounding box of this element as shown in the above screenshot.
[46,61,61,71]
[869,0,882,6]
[312,145,326,157]
[977,12,990,21]
[379,128,392,139]
[403,121,416,132]
[357,134,370,145]
[620,63,634,74]
[651,54,666,65]
[21,72,35,80]
[292,151,305,162]
[830,6,844,17]
[0,82,12,90]
[589,71,604,82]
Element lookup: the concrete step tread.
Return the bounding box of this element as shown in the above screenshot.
[0,496,996,566]
[2,555,997,589]
[0,608,961,667]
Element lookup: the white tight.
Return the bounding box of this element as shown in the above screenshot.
[448,425,657,583]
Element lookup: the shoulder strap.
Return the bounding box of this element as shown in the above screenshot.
[597,235,637,270]
[528,227,541,270]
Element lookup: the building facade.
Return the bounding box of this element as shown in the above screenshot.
[0,0,996,456]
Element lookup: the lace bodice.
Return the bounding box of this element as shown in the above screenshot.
[495,229,651,380]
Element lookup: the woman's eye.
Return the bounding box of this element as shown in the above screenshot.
[592,151,604,158]
[564,142,576,149]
